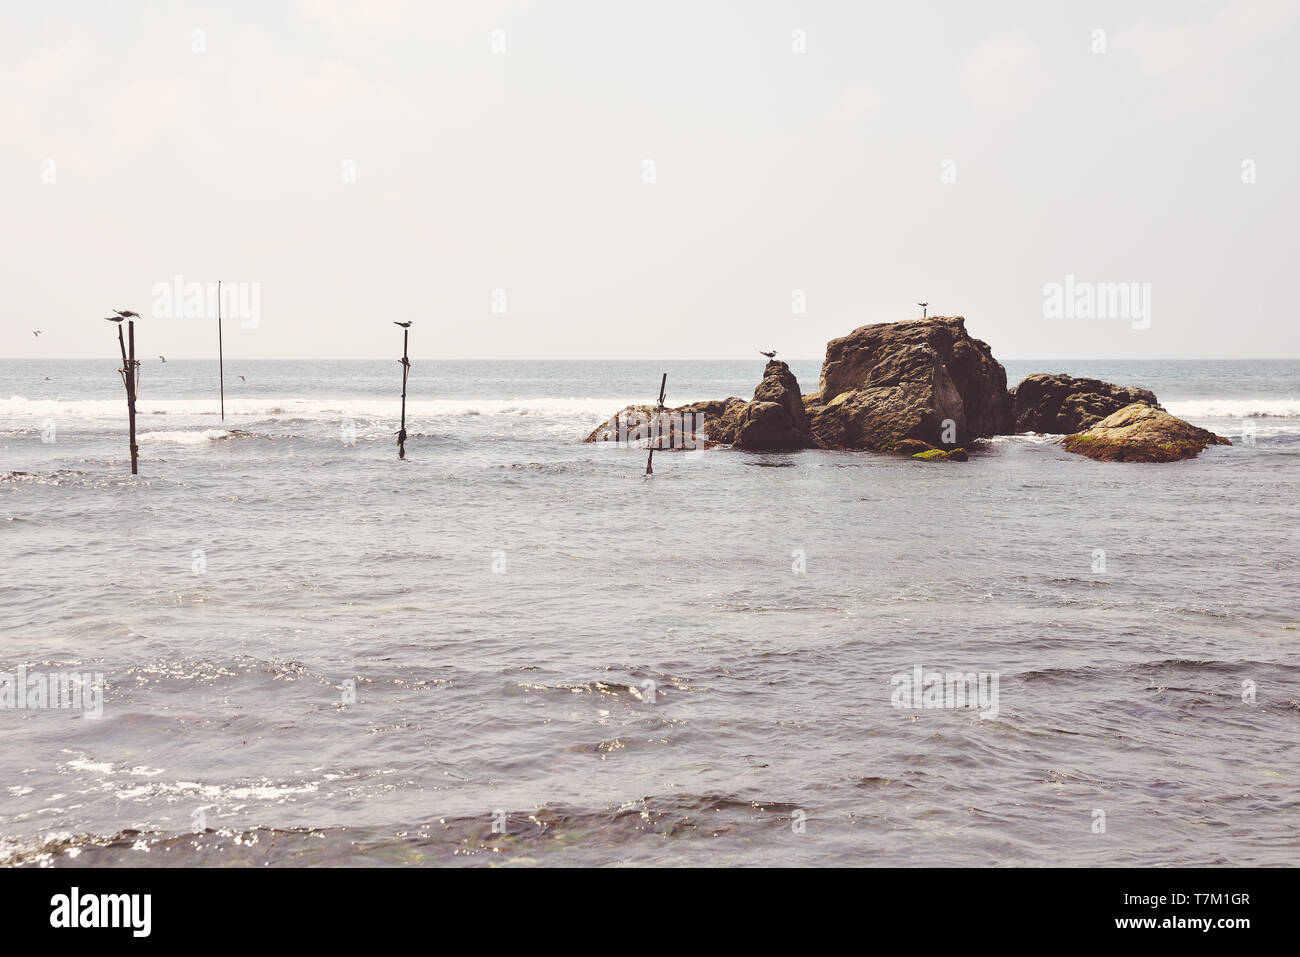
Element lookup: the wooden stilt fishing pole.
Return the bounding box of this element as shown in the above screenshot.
[396,322,412,459]
[127,320,139,474]
[217,279,225,421]
[115,319,140,475]
[645,372,666,476]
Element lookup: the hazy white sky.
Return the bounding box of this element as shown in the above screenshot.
[3,0,1297,360]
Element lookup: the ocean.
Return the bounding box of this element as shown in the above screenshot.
[1,357,1297,866]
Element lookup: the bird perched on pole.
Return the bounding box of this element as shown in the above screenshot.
[759,349,777,359]
[393,321,413,328]
[112,309,141,319]
[104,316,126,323]
[918,301,928,318]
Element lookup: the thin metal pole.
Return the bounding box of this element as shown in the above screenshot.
[218,279,225,421]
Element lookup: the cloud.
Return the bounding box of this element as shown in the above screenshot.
[825,84,881,123]
[108,78,199,152]
[1115,0,1299,94]
[959,31,1051,112]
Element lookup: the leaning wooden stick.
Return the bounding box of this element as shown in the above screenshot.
[645,372,666,475]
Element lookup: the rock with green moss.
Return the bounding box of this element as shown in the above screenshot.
[912,447,968,461]
[1061,403,1230,462]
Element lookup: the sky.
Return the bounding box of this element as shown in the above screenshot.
[2,0,1297,360]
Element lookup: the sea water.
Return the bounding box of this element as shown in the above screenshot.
[1,358,1296,865]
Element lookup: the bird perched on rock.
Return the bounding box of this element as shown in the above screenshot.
[759,349,777,358]
[393,321,413,328]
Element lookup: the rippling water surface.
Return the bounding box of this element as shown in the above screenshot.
[1,359,1297,866]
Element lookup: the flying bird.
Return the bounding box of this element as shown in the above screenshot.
[158,356,166,362]
[112,309,140,319]
[759,350,777,359]
[238,375,246,382]
[393,321,413,328]
[918,301,928,318]
[32,330,41,337]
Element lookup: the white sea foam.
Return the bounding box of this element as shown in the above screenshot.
[137,428,236,445]
[986,433,1063,445]
[1164,399,1300,419]
[2,395,651,420]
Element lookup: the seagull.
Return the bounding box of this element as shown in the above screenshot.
[104,316,125,323]
[393,321,412,328]
[32,330,41,337]
[918,301,928,318]
[158,356,166,362]
[112,309,141,319]
[759,349,777,358]
[238,375,246,382]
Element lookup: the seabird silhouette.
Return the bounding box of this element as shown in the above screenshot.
[104,316,125,323]
[238,375,246,382]
[759,349,777,358]
[918,301,928,318]
[32,330,41,337]
[112,309,141,319]
[393,321,413,328]
[158,356,166,362]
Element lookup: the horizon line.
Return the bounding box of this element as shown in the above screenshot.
[4,356,1299,363]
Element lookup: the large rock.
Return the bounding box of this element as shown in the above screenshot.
[808,316,1012,450]
[1061,403,1230,462]
[584,397,745,449]
[727,359,817,450]
[1012,373,1161,433]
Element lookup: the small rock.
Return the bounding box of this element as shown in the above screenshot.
[1061,403,1230,462]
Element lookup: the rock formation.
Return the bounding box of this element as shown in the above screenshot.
[725,359,817,450]
[1061,403,1230,462]
[1011,373,1161,434]
[583,361,815,451]
[584,397,745,449]
[581,315,1237,467]
[806,317,1012,451]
